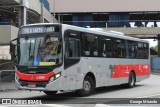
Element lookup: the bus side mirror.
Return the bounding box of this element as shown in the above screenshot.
[10,38,18,59]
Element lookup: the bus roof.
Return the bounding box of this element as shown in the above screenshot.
[21,23,149,43]
[62,24,149,43]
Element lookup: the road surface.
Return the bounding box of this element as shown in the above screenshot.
[0,74,160,104]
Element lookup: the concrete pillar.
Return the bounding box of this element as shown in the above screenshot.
[60,15,63,23]
[18,0,28,27]
[23,6,27,25]
[53,0,56,18]
[11,17,16,26]
[154,21,157,27]
[158,35,160,57]
[18,7,27,27]
[58,14,60,23]
[40,4,44,23]
[144,21,148,27]
[18,7,22,27]
[22,0,28,25]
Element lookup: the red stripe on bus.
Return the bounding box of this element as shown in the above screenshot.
[112,64,150,78]
[16,71,54,81]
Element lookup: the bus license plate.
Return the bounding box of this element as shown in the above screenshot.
[28,83,36,88]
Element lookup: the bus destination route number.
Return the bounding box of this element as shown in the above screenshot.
[21,26,57,34]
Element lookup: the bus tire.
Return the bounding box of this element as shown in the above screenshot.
[77,76,95,97]
[43,91,57,95]
[126,72,136,88]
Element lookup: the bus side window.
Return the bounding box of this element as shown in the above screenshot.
[143,43,149,59]
[137,42,149,59]
[127,40,137,59]
[67,39,80,58]
[99,36,112,58]
[82,33,98,57]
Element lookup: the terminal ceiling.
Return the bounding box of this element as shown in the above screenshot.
[0,0,40,25]
[0,0,19,18]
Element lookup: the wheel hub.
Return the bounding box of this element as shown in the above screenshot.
[84,80,91,91]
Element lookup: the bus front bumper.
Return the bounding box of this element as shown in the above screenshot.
[15,77,64,91]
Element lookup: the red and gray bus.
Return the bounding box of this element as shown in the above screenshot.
[10,23,150,96]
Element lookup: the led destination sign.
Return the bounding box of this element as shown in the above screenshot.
[20,25,60,34]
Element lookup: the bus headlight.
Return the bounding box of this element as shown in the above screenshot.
[55,73,61,79]
[49,72,61,83]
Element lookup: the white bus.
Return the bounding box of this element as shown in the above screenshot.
[10,23,150,96]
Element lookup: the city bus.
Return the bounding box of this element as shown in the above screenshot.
[10,23,150,96]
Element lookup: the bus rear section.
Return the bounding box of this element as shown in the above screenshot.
[61,26,150,96]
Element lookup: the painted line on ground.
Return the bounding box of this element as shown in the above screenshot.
[137,93,160,98]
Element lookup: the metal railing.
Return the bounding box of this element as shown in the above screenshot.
[0,70,16,91]
[0,61,16,91]
[0,61,14,70]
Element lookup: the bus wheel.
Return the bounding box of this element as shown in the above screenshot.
[77,76,95,97]
[127,72,136,88]
[43,91,57,95]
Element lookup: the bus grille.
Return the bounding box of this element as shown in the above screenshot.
[19,80,48,88]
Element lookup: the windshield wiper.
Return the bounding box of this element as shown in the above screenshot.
[37,39,41,57]
[28,40,32,59]
[42,35,50,45]
[29,38,37,60]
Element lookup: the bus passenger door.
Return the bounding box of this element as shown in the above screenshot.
[64,37,81,90]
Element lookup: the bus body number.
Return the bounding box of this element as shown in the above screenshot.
[36,76,45,80]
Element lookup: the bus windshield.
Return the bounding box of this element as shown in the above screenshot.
[18,36,62,66]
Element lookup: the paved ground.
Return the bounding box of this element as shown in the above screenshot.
[0,74,160,99]
[0,74,160,106]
